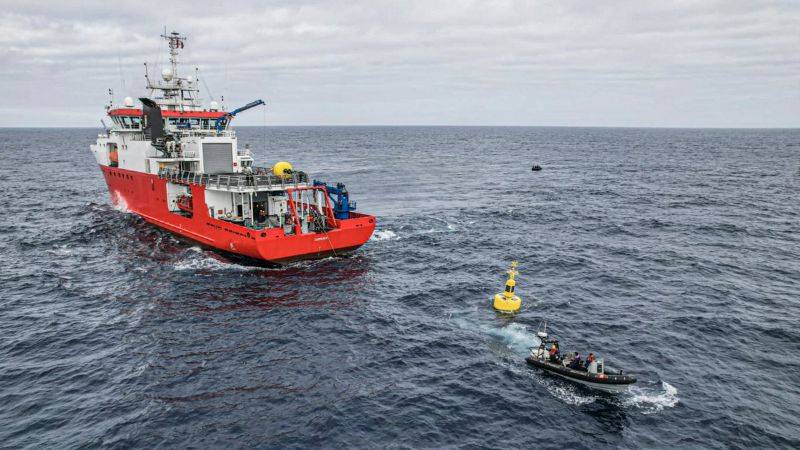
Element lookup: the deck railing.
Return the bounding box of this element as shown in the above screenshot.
[158,167,309,191]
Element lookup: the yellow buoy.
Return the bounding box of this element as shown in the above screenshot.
[493,261,521,313]
[272,161,293,178]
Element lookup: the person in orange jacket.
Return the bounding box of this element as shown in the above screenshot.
[548,343,559,362]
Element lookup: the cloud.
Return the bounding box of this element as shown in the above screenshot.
[0,0,797,127]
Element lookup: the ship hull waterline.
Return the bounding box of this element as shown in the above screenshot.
[101,165,376,264]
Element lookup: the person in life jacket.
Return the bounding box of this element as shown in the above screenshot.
[548,344,559,363]
[569,353,583,370]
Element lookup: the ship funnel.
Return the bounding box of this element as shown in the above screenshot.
[139,98,165,148]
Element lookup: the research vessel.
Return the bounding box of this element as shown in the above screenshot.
[90,32,375,263]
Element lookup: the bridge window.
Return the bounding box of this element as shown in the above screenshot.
[114,116,142,130]
[162,117,217,130]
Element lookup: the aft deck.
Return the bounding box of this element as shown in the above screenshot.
[158,167,309,192]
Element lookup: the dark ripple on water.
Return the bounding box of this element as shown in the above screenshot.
[1,127,799,448]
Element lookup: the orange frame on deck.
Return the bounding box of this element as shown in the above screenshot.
[285,186,338,235]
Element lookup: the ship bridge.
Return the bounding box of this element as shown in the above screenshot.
[107,107,228,133]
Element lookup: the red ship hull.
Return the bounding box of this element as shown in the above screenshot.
[101,166,376,263]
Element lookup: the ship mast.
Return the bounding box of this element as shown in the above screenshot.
[145,30,201,112]
[162,30,184,82]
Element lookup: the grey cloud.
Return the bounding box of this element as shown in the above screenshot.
[0,0,797,127]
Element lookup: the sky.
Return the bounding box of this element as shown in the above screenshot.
[0,0,798,128]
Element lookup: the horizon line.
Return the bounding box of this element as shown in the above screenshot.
[1,124,799,130]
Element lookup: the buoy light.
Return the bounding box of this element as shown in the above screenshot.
[493,261,521,313]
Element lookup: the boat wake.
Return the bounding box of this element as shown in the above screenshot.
[46,244,74,256]
[448,311,679,412]
[373,216,467,243]
[111,192,131,213]
[414,217,461,235]
[484,322,541,354]
[535,374,599,406]
[511,361,678,411]
[498,359,600,405]
[623,381,679,413]
[173,247,264,273]
[449,312,540,355]
[371,230,399,241]
[449,314,599,405]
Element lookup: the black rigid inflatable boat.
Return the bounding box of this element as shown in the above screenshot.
[526,332,636,393]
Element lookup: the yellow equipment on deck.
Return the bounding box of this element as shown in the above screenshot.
[493,261,521,313]
[272,161,293,178]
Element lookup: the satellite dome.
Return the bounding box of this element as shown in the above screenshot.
[186,75,194,83]
[123,96,134,107]
[161,68,173,81]
[209,101,219,111]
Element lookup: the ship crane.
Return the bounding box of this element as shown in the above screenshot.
[313,181,356,219]
[215,99,265,133]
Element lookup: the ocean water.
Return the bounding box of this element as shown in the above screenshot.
[0,126,798,448]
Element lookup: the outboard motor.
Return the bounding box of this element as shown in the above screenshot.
[140,97,166,152]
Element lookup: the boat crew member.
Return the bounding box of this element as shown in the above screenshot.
[586,353,597,373]
[569,353,583,370]
[548,344,559,362]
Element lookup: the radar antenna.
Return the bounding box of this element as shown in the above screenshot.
[160,29,186,78]
[145,29,200,111]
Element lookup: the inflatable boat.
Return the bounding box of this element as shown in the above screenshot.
[526,330,636,394]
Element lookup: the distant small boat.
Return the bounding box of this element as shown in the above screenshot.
[531,164,542,171]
